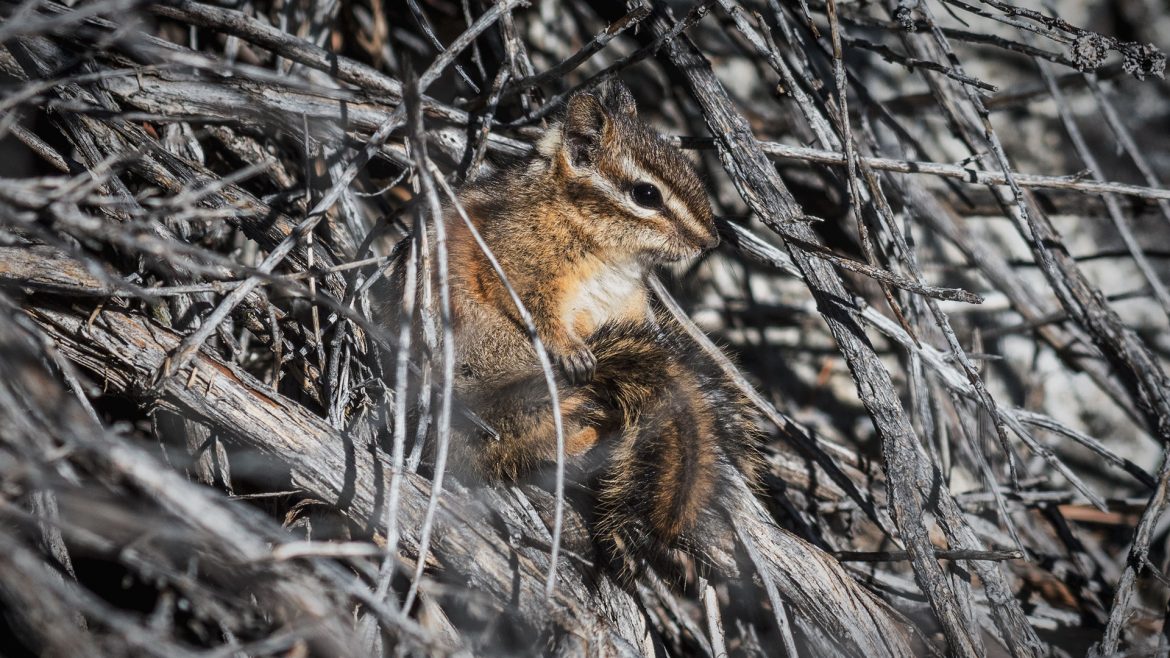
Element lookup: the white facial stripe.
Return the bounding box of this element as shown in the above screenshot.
[587,171,658,219]
[569,140,710,244]
[536,127,563,158]
[663,195,691,223]
[614,156,702,228]
[616,156,672,196]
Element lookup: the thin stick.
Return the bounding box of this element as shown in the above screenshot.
[513,4,651,90]
[426,161,569,597]
[701,581,728,658]
[675,137,1170,202]
[376,231,419,602]
[400,80,455,617]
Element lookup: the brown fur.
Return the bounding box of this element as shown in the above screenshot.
[380,81,756,584]
[453,321,763,583]
[381,80,717,393]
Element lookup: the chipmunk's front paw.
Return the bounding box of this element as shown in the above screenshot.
[555,346,597,385]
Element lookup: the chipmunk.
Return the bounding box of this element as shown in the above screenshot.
[382,79,758,579]
[382,79,717,393]
[452,320,762,582]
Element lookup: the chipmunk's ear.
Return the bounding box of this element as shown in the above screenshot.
[563,91,607,168]
[598,78,637,118]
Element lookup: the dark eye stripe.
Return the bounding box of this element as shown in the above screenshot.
[630,146,710,221]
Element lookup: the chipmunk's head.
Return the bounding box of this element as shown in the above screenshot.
[542,80,718,262]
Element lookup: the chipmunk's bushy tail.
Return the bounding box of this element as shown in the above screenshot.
[460,320,762,584]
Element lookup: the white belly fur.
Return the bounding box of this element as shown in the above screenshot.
[565,261,646,331]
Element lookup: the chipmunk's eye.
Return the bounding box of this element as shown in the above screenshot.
[630,182,663,209]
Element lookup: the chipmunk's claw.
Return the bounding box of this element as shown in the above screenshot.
[556,347,597,385]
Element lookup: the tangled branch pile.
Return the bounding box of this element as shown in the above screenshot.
[1,0,1168,655]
